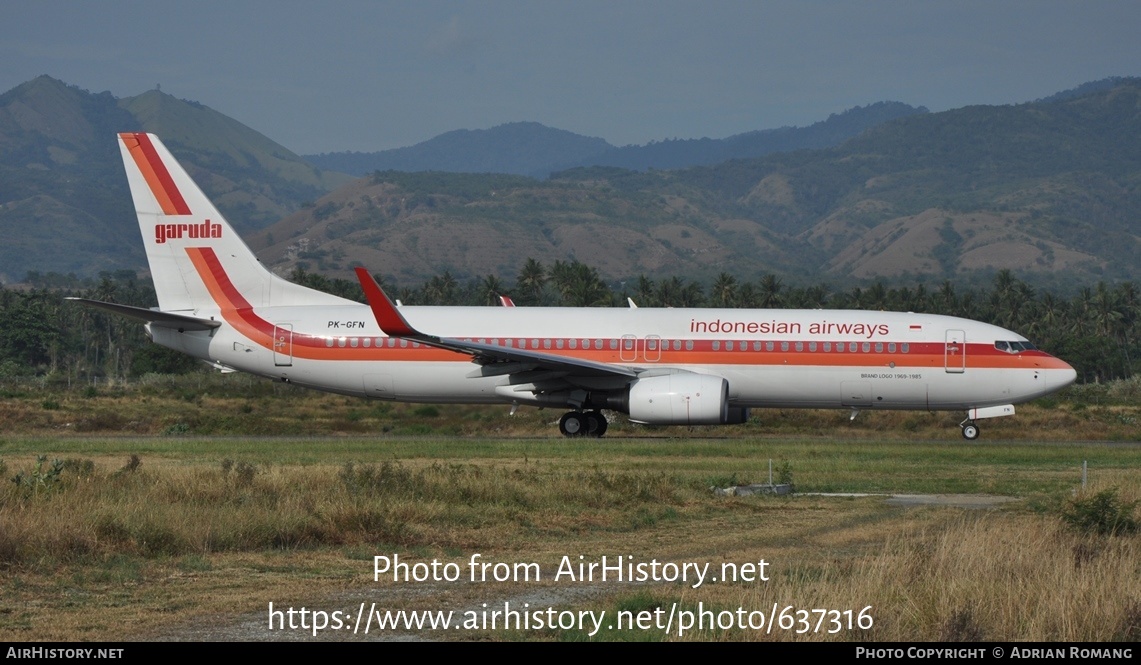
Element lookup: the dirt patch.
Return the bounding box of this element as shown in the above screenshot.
[803,492,1019,509]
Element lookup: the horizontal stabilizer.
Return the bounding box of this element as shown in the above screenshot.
[66,298,220,331]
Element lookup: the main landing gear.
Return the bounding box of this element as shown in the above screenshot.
[959,418,980,441]
[559,410,608,437]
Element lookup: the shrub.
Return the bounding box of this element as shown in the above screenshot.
[1061,488,1138,536]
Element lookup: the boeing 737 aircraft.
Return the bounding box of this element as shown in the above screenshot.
[72,133,1078,439]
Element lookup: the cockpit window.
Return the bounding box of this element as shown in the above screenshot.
[995,340,1037,353]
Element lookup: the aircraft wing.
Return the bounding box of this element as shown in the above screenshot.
[354,268,636,380]
[66,298,221,331]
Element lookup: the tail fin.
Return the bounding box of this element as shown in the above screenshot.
[117,132,350,312]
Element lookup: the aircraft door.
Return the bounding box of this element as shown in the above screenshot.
[945,329,965,373]
[620,334,638,362]
[644,335,662,362]
[273,324,293,367]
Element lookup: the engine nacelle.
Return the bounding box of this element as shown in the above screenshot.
[627,373,729,425]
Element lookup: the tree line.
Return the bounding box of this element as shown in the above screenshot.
[2,264,1136,384]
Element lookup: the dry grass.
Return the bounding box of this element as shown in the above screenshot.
[0,438,1138,642]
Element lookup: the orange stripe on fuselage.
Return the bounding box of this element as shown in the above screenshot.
[119,132,191,216]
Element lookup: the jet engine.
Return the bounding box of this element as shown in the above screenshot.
[626,373,736,425]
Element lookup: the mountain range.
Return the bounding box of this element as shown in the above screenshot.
[303,101,926,178]
[2,74,1139,288]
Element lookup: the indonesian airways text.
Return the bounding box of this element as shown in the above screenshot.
[690,319,891,339]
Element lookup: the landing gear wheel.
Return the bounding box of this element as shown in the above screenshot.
[584,410,608,437]
[559,411,585,437]
[961,422,980,440]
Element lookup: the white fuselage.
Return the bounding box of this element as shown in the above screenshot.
[154,304,1076,412]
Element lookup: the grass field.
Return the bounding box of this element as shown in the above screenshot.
[1,428,1138,642]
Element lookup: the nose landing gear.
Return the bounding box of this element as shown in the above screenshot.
[959,417,980,440]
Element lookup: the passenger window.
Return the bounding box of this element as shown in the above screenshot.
[809,342,817,352]
[794,342,803,352]
[902,343,910,353]
[713,341,721,351]
[325,337,333,348]
[363,338,371,348]
[673,340,682,351]
[766,341,774,351]
[350,338,358,348]
[823,342,831,352]
[875,342,883,353]
[544,339,552,349]
[338,337,347,348]
[610,339,619,350]
[849,342,858,352]
[556,339,564,349]
[753,341,762,351]
[781,342,789,352]
[862,342,870,353]
[888,342,896,353]
[685,340,693,350]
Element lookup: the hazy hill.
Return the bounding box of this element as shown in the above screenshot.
[587,101,926,171]
[0,76,351,282]
[305,103,925,178]
[0,77,143,279]
[306,122,614,179]
[254,81,1141,287]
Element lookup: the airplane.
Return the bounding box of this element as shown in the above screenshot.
[71,132,1078,440]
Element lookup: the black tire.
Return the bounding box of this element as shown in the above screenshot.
[559,412,585,437]
[962,423,980,440]
[584,410,608,437]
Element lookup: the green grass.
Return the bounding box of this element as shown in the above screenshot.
[2,435,1135,495]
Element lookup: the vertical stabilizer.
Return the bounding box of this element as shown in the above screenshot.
[117,132,349,312]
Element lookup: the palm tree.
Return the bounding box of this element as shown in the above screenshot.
[937,280,958,316]
[564,263,612,306]
[711,272,737,308]
[480,274,504,306]
[515,258,546,305]
[656,276,684,308]
[634,275,657,307]
[758,274,783,308]
[866,282,888,310]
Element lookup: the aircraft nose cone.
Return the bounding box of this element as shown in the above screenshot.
[1053,362,1078,391]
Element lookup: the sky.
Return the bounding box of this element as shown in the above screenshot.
[2,1,1140,154]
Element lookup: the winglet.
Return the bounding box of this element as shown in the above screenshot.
[354,267,419,337]
[498,294,515,307]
